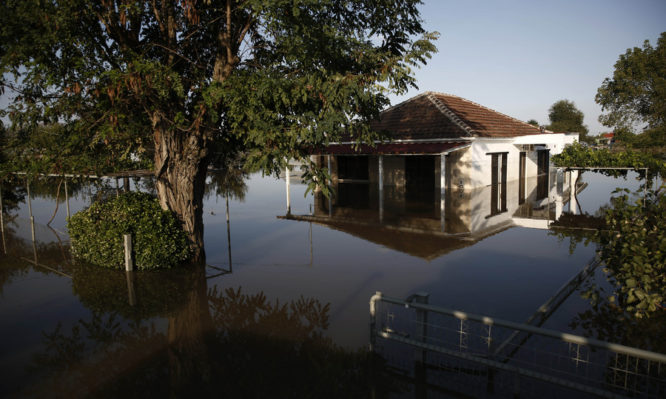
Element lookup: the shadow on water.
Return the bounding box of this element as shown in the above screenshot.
[18,265,396,398]
[0,218,397,398]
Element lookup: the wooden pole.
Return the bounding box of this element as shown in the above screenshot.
[226,195,232,272]
[64,178,70,220]
[123,234,134,271]
[27,179,35,243]
[378,155,384,223]
[327,156,332,217]
[285,165,291,215]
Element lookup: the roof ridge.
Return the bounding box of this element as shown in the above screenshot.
[379,92,430,115]
[429,91,543,133]
[425,92,475,137]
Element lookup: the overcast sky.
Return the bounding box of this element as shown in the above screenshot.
[2,1,664,135]
[389,0,666,135]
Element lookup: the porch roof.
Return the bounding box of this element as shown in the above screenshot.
[321,140,470,155]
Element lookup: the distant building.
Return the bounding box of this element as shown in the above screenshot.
[596,132,615,147]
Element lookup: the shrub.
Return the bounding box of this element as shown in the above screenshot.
[68,192,191,270]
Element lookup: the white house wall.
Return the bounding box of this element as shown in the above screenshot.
[467,133,578,188]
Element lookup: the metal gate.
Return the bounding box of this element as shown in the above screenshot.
[370,292,666,398]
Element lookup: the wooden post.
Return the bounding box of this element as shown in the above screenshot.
[327,155,333,217]
[440,154,447,232]
[226,195,232,272]
[123,234,134,271]
[285,165,291,215]
[64,178,71,220]
[378,155,384,223]
[27,179,35,244]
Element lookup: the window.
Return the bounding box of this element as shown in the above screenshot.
[489,152,507,216]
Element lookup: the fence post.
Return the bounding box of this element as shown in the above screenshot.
[123,234,134,271]
[369,291,383,352]
[413,292,430,399]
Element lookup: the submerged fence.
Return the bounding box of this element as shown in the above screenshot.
[370,292,666,398]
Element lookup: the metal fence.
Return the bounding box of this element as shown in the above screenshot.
[370,292,666,398]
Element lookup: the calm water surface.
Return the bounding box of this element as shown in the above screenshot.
[0,170,658,397]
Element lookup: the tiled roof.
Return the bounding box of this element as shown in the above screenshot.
[322,141,470,155]
[370,92,546,139]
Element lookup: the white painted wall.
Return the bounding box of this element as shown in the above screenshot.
[465,133,578,188]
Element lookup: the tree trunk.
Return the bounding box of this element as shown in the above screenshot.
[167,265,213,395]
[153,120,210,263]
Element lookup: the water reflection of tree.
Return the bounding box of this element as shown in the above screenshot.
[24,268,391,398]
[550,186,665,352]
[0,221,70,295]
[205,160,249,202]
[1,176,26,213]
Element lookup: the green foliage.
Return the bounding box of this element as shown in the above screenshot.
[0,0,437,184]
[67,192,190,270]
[551,184,666,319]
[596,32,666,132]
[552,142,666,177]
[616,126,666,153]
[596,186,666,317]
[527,119,539,127]
[546,99,590,142]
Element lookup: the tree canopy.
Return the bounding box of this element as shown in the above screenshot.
[546,99,589,141]
[596,32,666,132]
[0,0,437,260]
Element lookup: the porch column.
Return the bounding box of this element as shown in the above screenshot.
[378,155,384,223]
[440,153,446,232]
[285,164,291,215]
[327,155,332,217]
[569,170,579,215]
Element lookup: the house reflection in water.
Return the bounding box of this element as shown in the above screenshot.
[281,92,584,260]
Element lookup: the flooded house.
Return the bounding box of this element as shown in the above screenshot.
[284,92,582,257]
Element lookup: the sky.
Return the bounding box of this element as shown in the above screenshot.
[1,1,664,136]
[389,0,666,135]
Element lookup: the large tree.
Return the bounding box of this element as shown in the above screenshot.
[596,32,666,150]
[596,32,666,132]
[0,1,437,261]
[546,99,590,142]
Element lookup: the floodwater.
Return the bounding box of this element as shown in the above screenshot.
[0,170,661,397]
